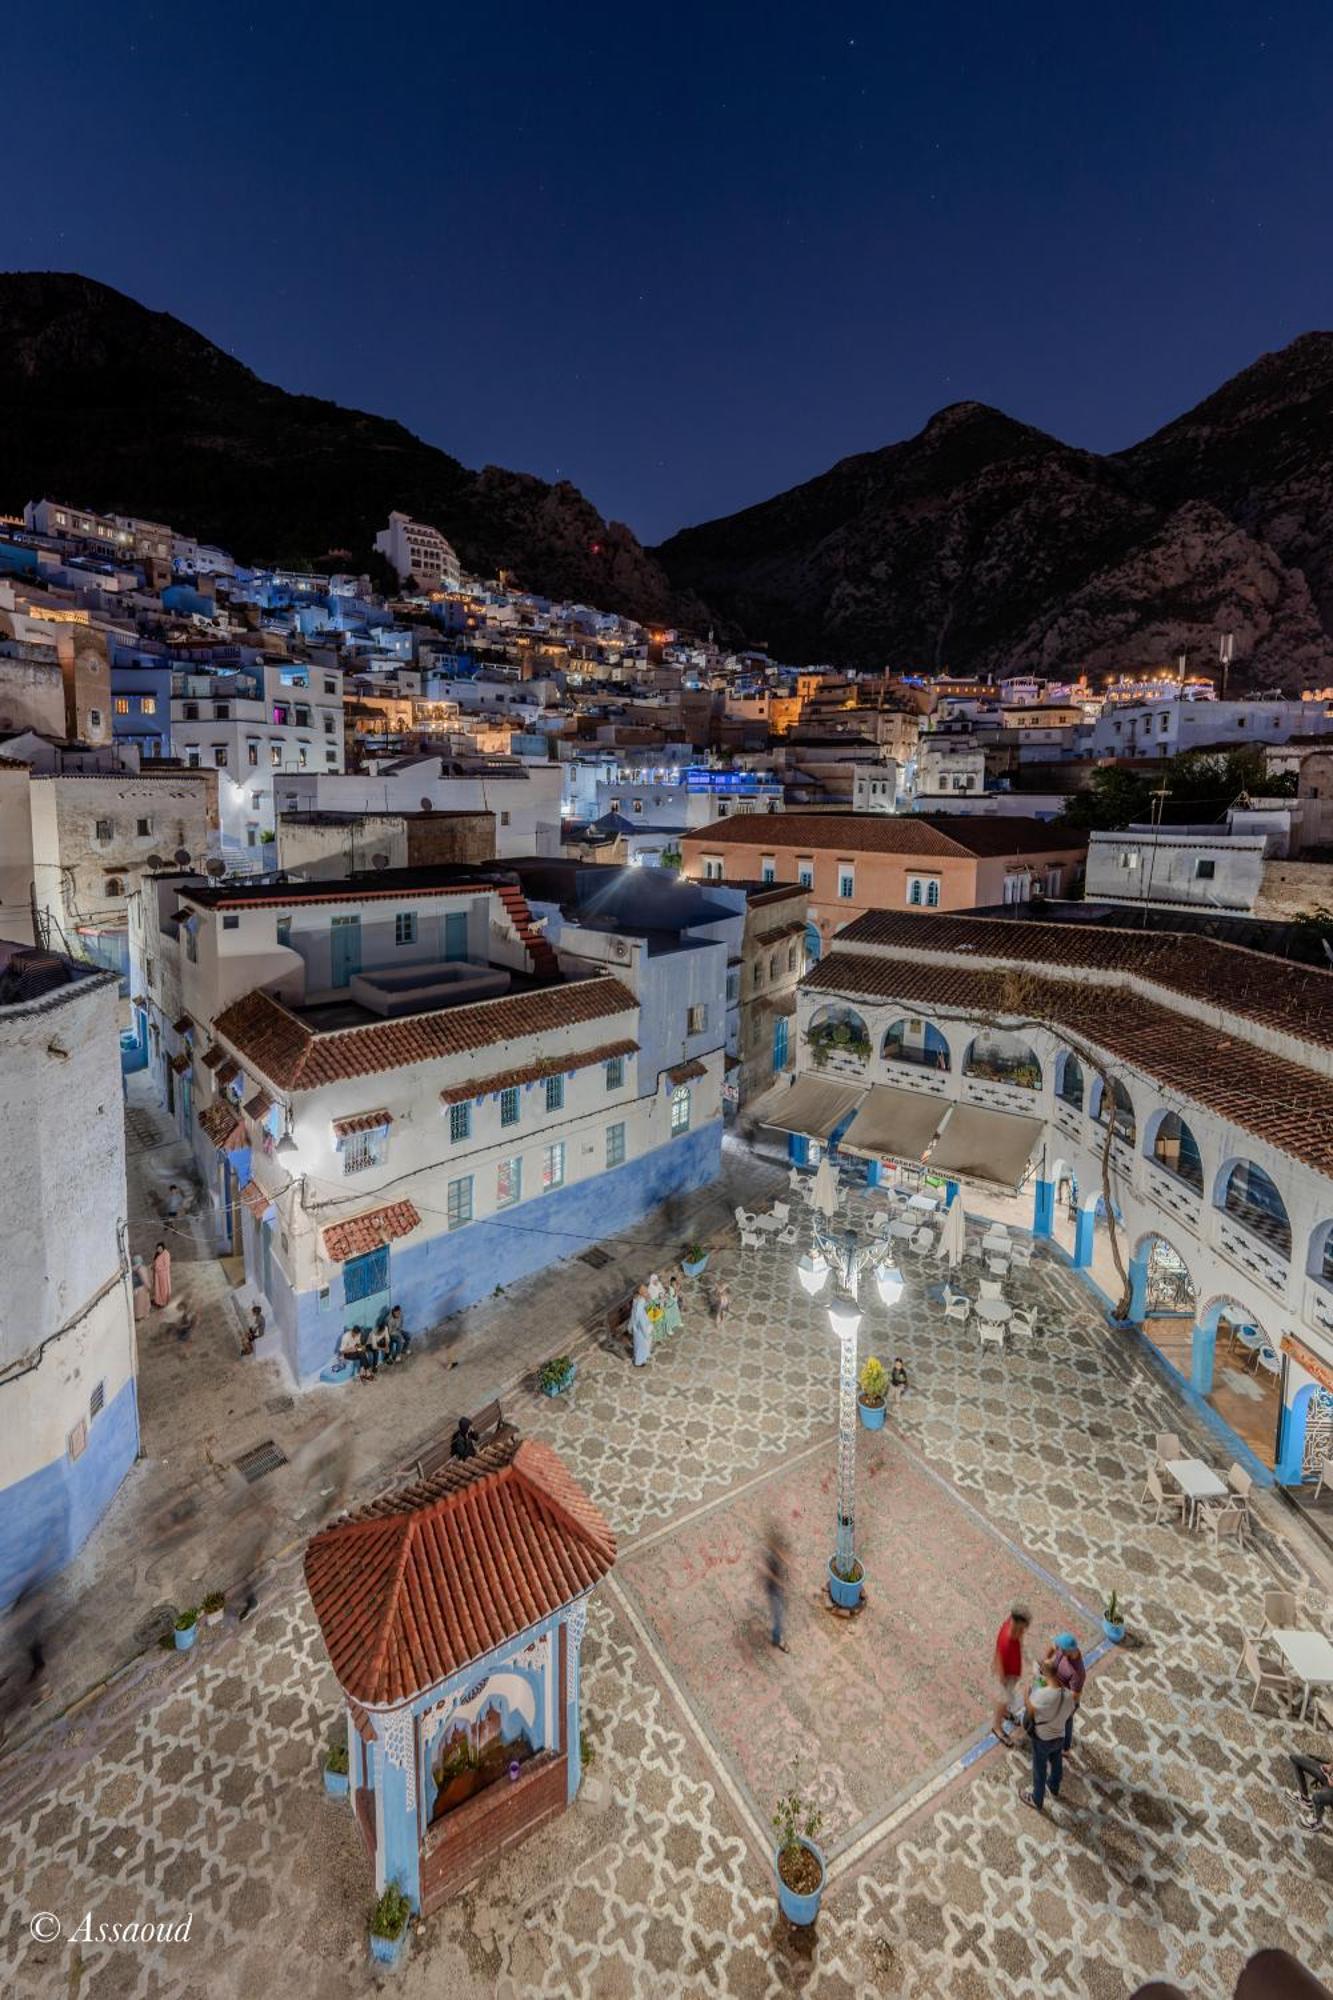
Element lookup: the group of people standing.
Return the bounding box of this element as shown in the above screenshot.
[629,1271,687,1366]
[992,1606,1087,1814]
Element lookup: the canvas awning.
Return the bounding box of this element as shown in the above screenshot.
[760,1074,866,1141]
[837,1085,948,1163]
[925,1103,1043,1191]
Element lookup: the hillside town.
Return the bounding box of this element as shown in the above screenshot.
[5,492,1333,1998]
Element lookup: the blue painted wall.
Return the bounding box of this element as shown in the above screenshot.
[274,1119,723,1384]
[0,1376,139,1606]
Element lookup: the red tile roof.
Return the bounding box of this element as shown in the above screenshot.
[215,1058,241,1089]
[332,1109,394,1139]
[830,909,1333,1053]
[198,1101,245,1150]
[667,1059,708,1085]
[438,1038,639,1106]
[169,1051,191,1076]
[754,920,807,949]
[244,1088,273,1121]
[237,1179,272,1222]
[172,1015,193,1036]
[213,975,637,1091]
[322,1201,422,1263]
[199,1044,226,1071]
[304,1436,616,1705]
[682,812,1087,859]
[804,949,1333,1176]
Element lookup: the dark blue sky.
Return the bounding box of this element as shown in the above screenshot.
[7,2,1333,543]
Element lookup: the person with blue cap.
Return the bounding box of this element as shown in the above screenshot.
[1042,1632,1086,1753]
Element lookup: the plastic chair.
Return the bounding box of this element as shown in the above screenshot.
[1145,1466,1186,1526]
[1259,1588,1298,1635]
[943,1295,971,1325]
[979,1278,1003,1301]
[1154,1433,1182,1467]
[1242,1634,1297,1713]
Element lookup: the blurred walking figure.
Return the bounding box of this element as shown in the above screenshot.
[762,1526,790,1654]
[241,1303,265,1355]
[0,1561,59,1741]
[151,1240,173,1310]
[712,1282,731,1329]
[131,1255,151,1323]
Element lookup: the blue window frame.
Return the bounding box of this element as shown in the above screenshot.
[344,1245,389,1303]
[449,1101,471,1144]
[545,1075,564,1113]
[500,1087,520,1127]
[606,1055,625,1090]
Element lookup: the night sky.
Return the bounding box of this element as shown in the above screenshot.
[6,2,1333,544]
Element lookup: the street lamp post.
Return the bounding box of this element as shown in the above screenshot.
[798,1208,903,1606]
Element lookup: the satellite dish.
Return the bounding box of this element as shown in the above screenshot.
[174,847,191,865]
[205,858,227,877]
[371,853,390,870]
[146,853,165,870]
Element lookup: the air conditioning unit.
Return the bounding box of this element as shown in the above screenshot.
[606,936,632,963]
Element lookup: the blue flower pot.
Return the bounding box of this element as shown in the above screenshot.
[682,1255,708,1278]
[369,1929,406,1968]
[827,1559,863,1610]
[540,1364,576,1398]
[856,1398,886,1431]
[1102,1618,1126,1643]
[775,1837,826,1925]
[324,1766,350,1797]
[173,1623,198,1651]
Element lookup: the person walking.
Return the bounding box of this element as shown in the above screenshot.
[661,1275,684,1339]
[131,1256,151,1324]
[1021,1669,1076,1813]
[711,1282,731,1329]
[630,1283,654,1367]
[992,1605,1030,1747]
[241,1303,265,1355]
[890,1356,909,1408]
[1043,1633,1086,1752]
[150,1241,173,1310]
[761,1527,790,1654]
[1289,1750,1333,1829]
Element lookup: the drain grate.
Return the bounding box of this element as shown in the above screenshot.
[233,1439,289,1484]
[578,1246,612,1270]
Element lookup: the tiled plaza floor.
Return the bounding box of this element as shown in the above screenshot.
[3,1188,1333,1999]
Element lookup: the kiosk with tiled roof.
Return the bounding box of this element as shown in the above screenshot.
[305,1435,615,1916]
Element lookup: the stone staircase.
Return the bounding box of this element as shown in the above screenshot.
[496,883,561,980]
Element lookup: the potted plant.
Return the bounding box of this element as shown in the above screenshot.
[538,1355,576,1397]
[173,1608,199,1652]
[857,1357,889,1431]
[827,1555,864,1610]
[772,1789,826,1925]
[201,1590,226,1628]
[368,1884,411,1968]
[681,1240,709,1278]
[324,1741,350,1797]
[1102,1590,1126,1643]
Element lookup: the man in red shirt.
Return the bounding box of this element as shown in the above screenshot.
[992,1605,1030,1747]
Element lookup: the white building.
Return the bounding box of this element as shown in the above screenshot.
[151,867,724,1384]
[172,657,344,853]
[374,512,462,590]
[850,762,903,813]
[771,907,1333,1487]
[0,942,139,1605]
[275,760,563,859]
[1089,696,1333,761]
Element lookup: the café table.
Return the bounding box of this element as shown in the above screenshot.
[1270,1627,1333,1721]
[1164,1457,1228,1529]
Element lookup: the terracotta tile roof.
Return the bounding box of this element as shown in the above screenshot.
[172,1015,192,1036]
[322,1201,422,1263]
[304,1436,616,1705]
[332,1109,394,1138]
[169,1051,191,1075]
[237,1179,272,1222]
[215,1058,241,1089]
[667,1059,708,1085]
[831,909,1333,1053]
[804,949,1333,1177]
[244,1088,273,1121]
[438,1038,639,1106]
[213,974,637,1091]
[199,1044,226,1071]
[755,920,807,948]
[682,813,1087,859]
[198,1101,246,1150]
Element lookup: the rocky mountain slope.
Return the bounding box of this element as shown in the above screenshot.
[655,339,1333,688]
[0,272,691,624]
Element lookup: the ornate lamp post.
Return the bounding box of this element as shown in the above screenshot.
[798,1206,903,1608]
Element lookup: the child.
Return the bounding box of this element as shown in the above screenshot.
[890,1355,909,1405]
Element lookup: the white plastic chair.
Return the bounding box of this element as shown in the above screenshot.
[986,1254,1011,1277]
[1315,1456,1333,1504]
[740,1228,762,1250]
[1008,1305,1037,1338]
[735,1205,757,1230]
[772,1201,791,1225]
[944,1295,971,1325]
[978,1319,1005,1351]
[910,1227,935,1256]
[979,1278,1003,1301]
[777,1224,799,1245]
[1145,1466,1187,1526]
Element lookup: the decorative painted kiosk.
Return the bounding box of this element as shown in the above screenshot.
[305,1435,615,1916]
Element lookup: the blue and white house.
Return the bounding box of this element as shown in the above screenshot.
[170,866,725,1385]
[0,943,139,1606]
[305,1435,615,1916]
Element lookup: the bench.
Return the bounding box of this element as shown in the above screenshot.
[416,1399,515,1482]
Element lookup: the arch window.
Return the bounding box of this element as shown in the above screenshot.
[806,1005,870,1067]
[962,1030,1042,1091]
[1150,1112,1203,1193]
[1219,1159,1291,1258]
[1093,1076,1136,1145]
[1312,1222,1333,1287]
[882,1018,950,1070]
[1055,1051,1083,1110]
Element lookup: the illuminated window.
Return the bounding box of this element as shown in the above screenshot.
[496,1155,522,1206]
[541,1142,565,1190]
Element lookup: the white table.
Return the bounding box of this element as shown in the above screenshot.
[1270,1628,1333,1720]
[981,1230,1011,1254]
[1164,1457,1227,1528]
[889,1219,916,1240]
[908,1192,939,1213]
[975,1297,1012,1327]
[753,1212,783,1233]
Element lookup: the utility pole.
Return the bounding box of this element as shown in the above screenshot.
[1218,633,1234,703]
[1139,781,1172,927]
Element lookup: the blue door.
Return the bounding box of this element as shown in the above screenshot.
[444,911,468,960]
[331,914,362,986]
[344,1246,391,1332]
[773,1014,790,1073]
